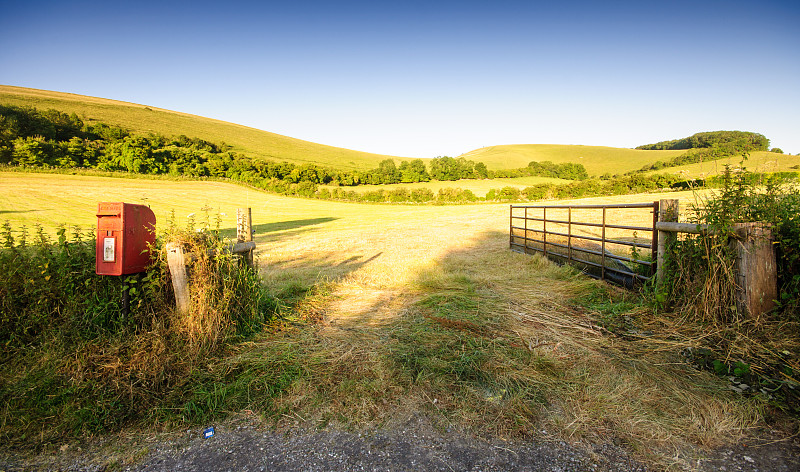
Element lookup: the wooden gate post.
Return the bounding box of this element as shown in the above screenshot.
[166,242,190,314]
[733,222,777,317]
[237,208,254,268]
[656,199,679,286]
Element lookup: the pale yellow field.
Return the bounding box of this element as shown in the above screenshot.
[644,150,800,179]
[460,143,686,175]
[319,175,571,197]
[0,170,704,289]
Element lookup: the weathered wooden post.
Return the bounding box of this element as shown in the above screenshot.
[732,222,777,317]
[237,207,254,268]
[656,199,679,286]
[166,242,190,314]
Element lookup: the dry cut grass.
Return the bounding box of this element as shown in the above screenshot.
[242,191,765,468]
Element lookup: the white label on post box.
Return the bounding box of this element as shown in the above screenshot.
[103,237,115,262]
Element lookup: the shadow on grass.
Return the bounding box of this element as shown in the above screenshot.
[218,217,338,239]
[0,210,39,215]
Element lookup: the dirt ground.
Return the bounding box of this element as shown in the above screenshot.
[2,413,798,471]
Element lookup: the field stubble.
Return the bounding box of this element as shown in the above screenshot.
[251,190,768,468]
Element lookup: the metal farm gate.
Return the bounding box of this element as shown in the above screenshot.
[510,202,659,288]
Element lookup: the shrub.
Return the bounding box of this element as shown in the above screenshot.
[658,166,799,322]
[498,186,521,200]
[0,215,275,445]
[410,187,435,203]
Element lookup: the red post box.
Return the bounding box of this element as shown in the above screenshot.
[96,202,156,276]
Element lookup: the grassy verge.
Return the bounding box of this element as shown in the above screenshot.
[0,219,274,447]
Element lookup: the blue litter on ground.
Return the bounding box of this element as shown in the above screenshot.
[203,426,215,439]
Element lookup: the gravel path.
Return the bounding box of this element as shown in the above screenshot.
[3,415,798,472]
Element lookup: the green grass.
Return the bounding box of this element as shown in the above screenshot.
[0,85,406,170]
[461,143,686,175]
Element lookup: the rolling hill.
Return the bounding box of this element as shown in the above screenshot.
[459,144,687,176]
[642,150,800,179]
[3,86,792,182]
[0,85,406,171]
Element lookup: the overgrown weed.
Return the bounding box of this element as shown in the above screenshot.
[653,162,800,415]
[0,213,276,448]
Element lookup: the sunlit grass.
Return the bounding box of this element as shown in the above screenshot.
[0,85,406,170]
[460,143,686,175]
[643,150,800,179]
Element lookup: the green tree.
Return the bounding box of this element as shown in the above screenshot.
[399,159,430,182]
[474,162,488,179]
[429,156,461,181]
[12,136,53,167]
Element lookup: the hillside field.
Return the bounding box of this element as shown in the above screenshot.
[1,86,745,180]
[460,143,687,176]
[0,85,406,171]
[643,150,800,179]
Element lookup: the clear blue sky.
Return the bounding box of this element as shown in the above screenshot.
[2,0,798,157]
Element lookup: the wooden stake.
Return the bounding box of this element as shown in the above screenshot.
[237,208,254,268]
[166,242,190,314]
[732,222,777,317]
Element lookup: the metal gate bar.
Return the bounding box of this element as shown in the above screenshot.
[510,202,659,287]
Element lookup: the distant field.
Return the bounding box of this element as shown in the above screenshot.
[319,175,571,197]
[643,151,800,179]
[460,144,685,175]
[0,85,405,171]
[0,172,702,237]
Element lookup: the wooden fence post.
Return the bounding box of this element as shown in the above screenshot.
[733,222,777,317]
[656,199,679,286]
[237,207,254,268]
[166,242,190,314]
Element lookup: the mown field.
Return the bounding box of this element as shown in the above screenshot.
[3,172,773,469]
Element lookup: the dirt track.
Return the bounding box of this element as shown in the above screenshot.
[3,413,798,471]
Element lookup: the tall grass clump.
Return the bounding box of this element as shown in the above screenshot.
[656,163,800,414]
[0,213,276,448]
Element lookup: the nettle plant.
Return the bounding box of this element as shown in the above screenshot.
[659,163,800,323]
[654,163,800,413]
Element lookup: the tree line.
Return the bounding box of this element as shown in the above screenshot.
[0,104,588,187]
[5,104,791,205]
[636,131,769,152]
[633,131,771,173]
